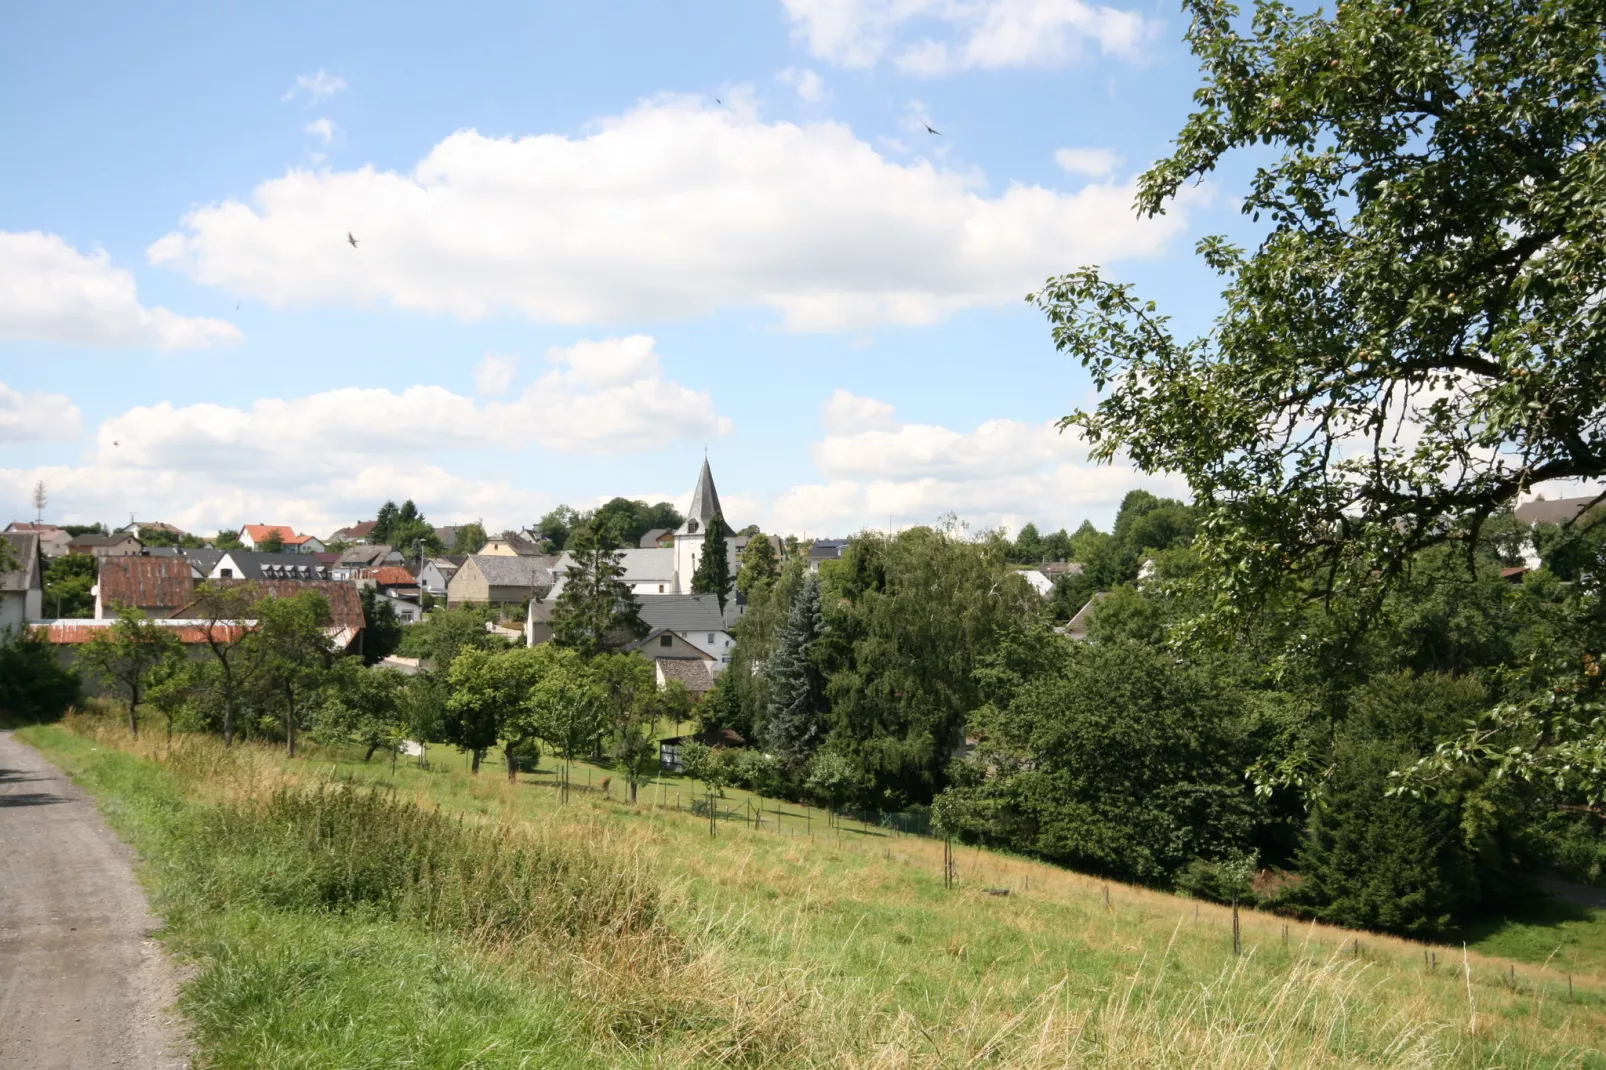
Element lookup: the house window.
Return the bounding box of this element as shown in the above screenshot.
[658,584,664,592]
[220,568,233,579]
[707,633,715,643]
[659,634,673,648]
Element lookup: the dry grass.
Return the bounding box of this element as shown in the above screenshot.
[44,713,1606,1069]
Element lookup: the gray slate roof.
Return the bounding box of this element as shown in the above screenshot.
[468,554,557,588]
[636,593,738,633]
[677,459,725,535]
[1,532,42,593]
[337,544,394,567]
[1514,496,1606,525]
[221,552,329,581]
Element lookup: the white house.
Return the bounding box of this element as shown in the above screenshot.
[238,524,324,554]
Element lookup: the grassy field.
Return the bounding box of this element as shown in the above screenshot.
[18,715,1606,1069]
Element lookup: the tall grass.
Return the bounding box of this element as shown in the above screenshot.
[22,714,1606,1069]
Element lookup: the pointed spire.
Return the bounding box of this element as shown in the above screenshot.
[679,458,724,535]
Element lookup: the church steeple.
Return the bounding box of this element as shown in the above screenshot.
[679,457,724,535]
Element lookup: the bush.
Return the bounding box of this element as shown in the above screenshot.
[0,628,80,723]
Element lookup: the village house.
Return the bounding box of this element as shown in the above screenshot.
[208,551,329,582]
[238,524,325,554]
[116,520,189,542]
[481,531,545,556]
[330,544,403,579]
[94,556,203,619]
[4,522,71,558]
[327,521,379,544]
[448,554,557,607]
[418,556,465,598]
[67,532,143,559]
[1,532,44,631]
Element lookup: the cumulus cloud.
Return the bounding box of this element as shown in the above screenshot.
[783,0,1153,73]
[1054,147,1120,177]
[0,232,241,350]
[0,336,727,534]
[145,95,1194,332]
[777,66,830,102]
[306,118,336,145]
[282,69,347,103]
[0,381,81,444]
[474,352,518,396]
[771,391,1185,534]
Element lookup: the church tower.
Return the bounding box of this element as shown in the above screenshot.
[673,458,723,595]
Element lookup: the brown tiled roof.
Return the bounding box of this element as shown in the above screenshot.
[172,579,366,637]
[367,566,419,587]
[656,658,716,694]
[97,557,197,611]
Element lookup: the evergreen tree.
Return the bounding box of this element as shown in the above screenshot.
[735,532,779,596]
[762,573,828,771]
[690,512,732,608]
[373,500,400,545]
[550,529,647,657]
[359,584,404,665]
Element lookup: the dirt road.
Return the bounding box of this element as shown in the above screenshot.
[0,731,186,1069]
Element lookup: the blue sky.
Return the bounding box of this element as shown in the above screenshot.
[0,0,1257,540]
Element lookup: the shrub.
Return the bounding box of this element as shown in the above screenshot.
[189,782,662,947]
[0,628,80,723]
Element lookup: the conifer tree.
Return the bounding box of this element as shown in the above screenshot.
[551,529,646,657]
[762,573,827,770]
[690,511,732,608]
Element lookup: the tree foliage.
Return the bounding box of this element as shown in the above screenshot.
[762,573,828,771]
[551,530,646,657]
[736,533,779,596]
[43,553,97,618]
[690,512,732,609]
[78,608,183,738]
[1034,0,1606,627]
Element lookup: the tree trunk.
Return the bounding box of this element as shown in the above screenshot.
[285,686,297,758]
[127,684,139,739]
[220,662,235,747]
[505,741,519,782]
[363,742,379,762]
[629,778,638,803]
[471,749,483,774]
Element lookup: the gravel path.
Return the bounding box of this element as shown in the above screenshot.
[0,730,187,1069]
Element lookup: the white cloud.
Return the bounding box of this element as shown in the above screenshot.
[783,0,1153,74]
[0,232,242,350]
[282,69,347,103]
[474,352,518,396]
[822,389,898,434]
[0,381,80,444]
[1054,147,1120,177]
[146,96,1193,332]
[0,336,726,534]
[306,118,336,146]
[771,392,1185,534]
[777,66,830,102]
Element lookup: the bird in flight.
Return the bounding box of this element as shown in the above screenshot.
[347,232,359,248]
[923,122,942,136]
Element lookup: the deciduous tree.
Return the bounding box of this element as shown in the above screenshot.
[78,607,183,738]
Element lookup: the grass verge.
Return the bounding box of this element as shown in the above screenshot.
[19,716,1606,1069]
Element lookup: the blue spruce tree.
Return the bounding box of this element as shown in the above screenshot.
[762,572,827,770]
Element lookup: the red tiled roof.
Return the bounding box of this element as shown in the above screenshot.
[283,533,316,546]
[97,557,197,611]
[367,566,418,587]
[338,521,379,536]
[242,524,297,541]
[35,622,251,645]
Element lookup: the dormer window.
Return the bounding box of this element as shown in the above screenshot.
[660,634,673,648]
[687,520,699,533]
